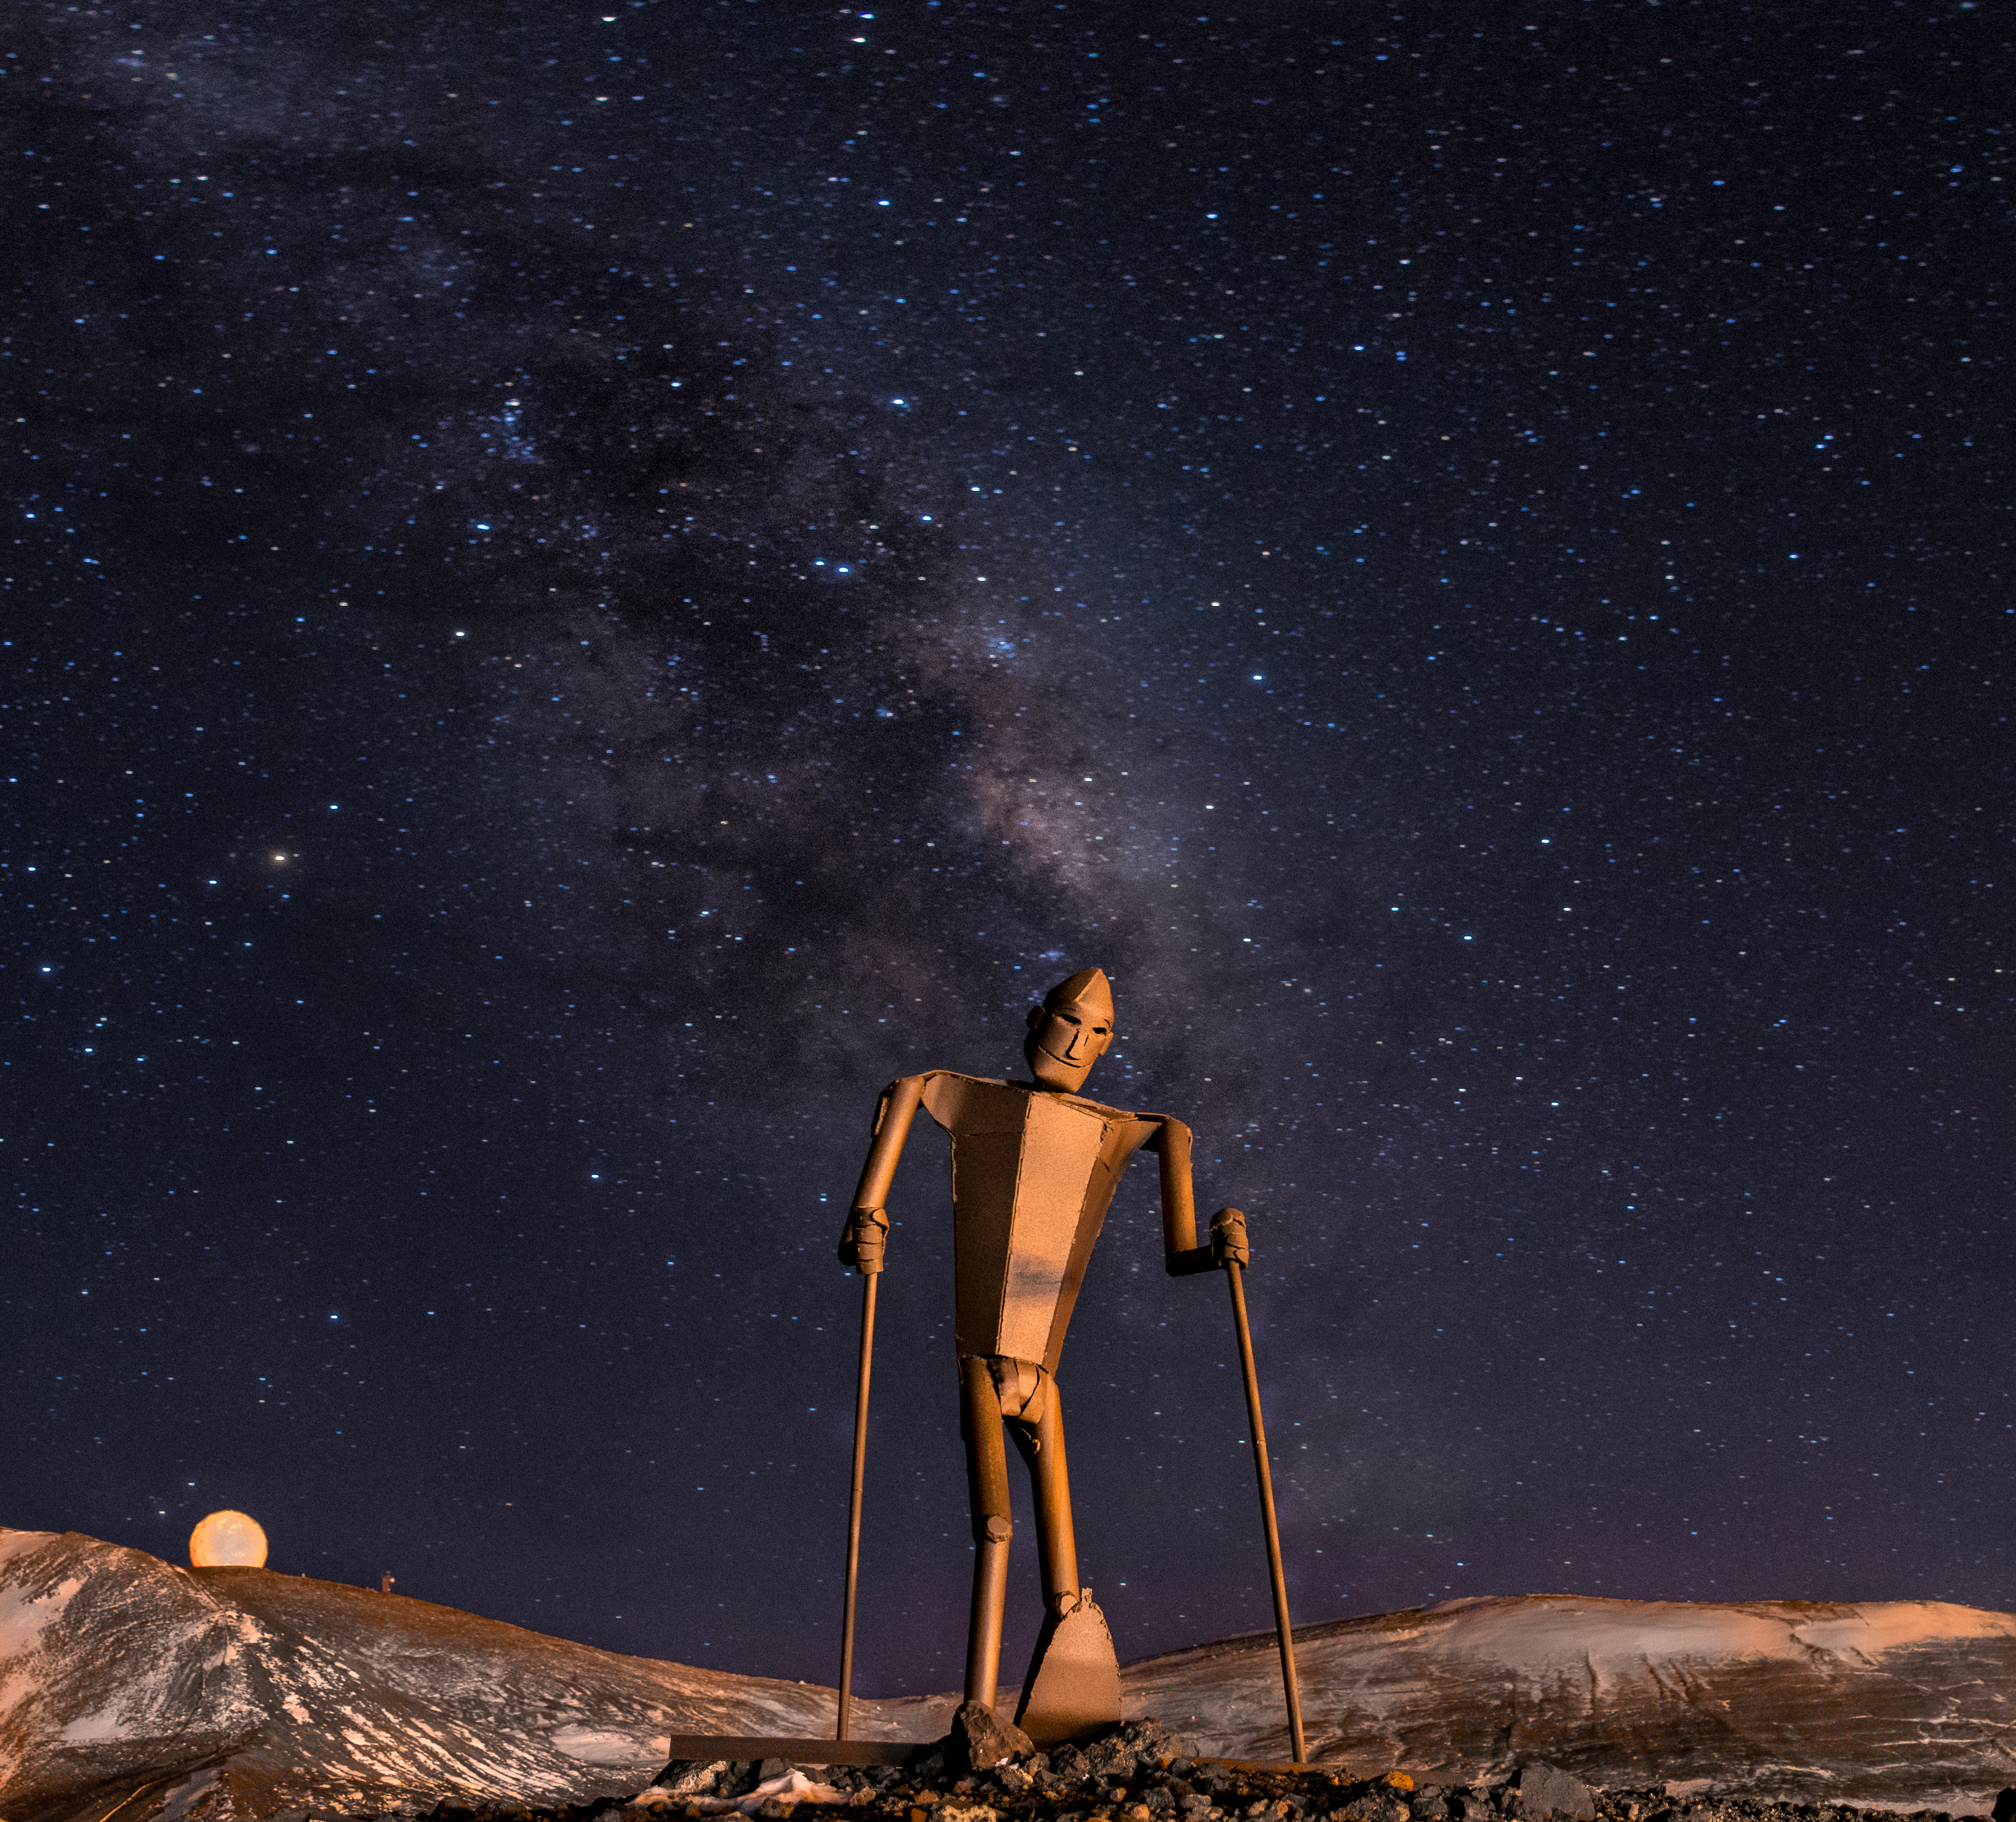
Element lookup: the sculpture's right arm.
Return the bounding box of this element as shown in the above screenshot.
[836,1074,928,1275]
[1150,1117,1200,1261]
[1149,1117,1252,1278]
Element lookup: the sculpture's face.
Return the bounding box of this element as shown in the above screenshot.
[1023,999,1113,1094]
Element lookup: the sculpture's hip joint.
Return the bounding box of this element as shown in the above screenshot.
[978,1353,1052,1427]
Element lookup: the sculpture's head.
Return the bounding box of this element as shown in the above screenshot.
[1024,967,1115,1094]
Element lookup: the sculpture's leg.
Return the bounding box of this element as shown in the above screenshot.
[1009,1385,1079,1610]
[1009,1378,1122,1744]
[959,1354,1013,1710]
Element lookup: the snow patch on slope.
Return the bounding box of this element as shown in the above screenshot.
[1791,1604,2016,1659]
[1388,1596,2016,1686]
[0,1573,79,1659]
[550,1725,670,1765]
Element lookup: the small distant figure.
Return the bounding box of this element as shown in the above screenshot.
[380,1571,396,1594]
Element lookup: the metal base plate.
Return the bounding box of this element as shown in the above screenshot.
[659,1736,922,1768]
[1013,1597,1124,1745]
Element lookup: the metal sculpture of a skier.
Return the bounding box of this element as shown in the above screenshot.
[834,967,1302,1755]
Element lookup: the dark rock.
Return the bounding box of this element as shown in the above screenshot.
[950,1700,1037,1772]
[1082,1719,1191,1780]
[908,1745,951,1784]
[1337,1794,1404,1822]
[1513,1766,1597,1822]
[1049,1745,1091,1782]
[646,1760,727,1797]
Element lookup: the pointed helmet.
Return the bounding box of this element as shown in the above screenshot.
[1042,967,1114,1023]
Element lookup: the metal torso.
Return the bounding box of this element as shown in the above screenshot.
[914,1071,1159,1374]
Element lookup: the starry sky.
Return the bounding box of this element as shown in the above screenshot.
[7,0,2011,1704]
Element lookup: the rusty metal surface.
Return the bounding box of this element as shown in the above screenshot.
[1222,1249,1304,1767]
[835,1272,879,1741]
[1013,1595,1126,1746]
[835,967,1285,1745]
[919,1072,1153,1374]
[658,1736,920,1768]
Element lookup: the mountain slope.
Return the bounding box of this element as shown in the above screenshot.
[5,1530,2014,1821]
[0,1529,941,1822]
[1134,1593,2016,1808]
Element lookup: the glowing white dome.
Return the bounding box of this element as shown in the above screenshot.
[189,1510,268,1568]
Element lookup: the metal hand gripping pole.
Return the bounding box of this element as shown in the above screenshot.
[1215,1210,1306,1767]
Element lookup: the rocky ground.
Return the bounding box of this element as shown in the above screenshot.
[401,1721,2016,1822]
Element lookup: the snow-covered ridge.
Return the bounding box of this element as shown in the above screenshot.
[0,1528,943,1822]
[5,1530,2014,1822]
[1132,1593,2016,1810]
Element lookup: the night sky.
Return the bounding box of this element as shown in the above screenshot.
[7,0,2011,1704]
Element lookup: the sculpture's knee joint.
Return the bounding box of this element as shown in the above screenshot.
[975,1514,1013,1545]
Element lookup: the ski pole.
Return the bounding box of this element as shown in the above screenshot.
[837,1270,878,1741]
[1216,1211,1306,1766]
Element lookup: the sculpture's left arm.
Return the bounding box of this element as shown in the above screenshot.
[1144,1117,1251,1277]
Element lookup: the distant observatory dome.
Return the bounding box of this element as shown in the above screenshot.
[189,1510,268,1568]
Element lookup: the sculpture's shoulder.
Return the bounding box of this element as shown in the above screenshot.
[924,1069,1005,1090]
[1134,1107,1191,1145]
[1058,1093,1180,1129]
[1067,1098,1182,1153]
[915,1069,1015,1131]
[907,1075,1179,1150]
[872,1068,992,1100]
[915,1072,1120,1134]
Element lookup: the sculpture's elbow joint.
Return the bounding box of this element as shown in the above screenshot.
[838,1206,890,1276]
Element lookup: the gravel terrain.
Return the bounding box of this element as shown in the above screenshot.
[399,1721,2016,1822]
